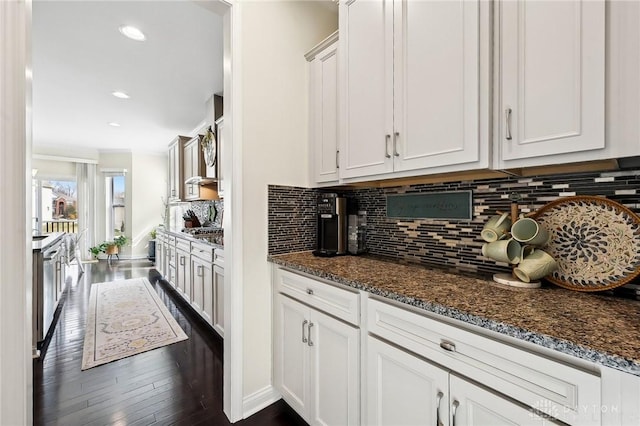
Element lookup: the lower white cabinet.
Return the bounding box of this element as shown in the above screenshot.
[213,264,224,337]
[176,248,190,302]
[275,292,360,426]
[191,255,213,324]
[367,335,449,426]
[367,335,559,426]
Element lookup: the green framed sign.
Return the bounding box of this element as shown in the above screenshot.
[386,191,472,220]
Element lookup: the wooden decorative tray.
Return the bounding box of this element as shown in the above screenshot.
[532,196,640,291]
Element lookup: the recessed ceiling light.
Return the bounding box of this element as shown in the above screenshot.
[108,122,121,127]
[119,25,146,41]
[112,91,130,99]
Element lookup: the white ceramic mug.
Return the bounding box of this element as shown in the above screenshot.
[514,249,558,283]
[511,217,550,246]
[481,213,512,243]
[482,238,522,264]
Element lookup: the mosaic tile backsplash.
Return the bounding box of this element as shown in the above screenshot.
[268,168,640,275]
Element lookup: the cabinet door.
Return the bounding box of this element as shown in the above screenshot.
[191,258,205,315]
[313,42,339,184]
[309,307,360,426]
[155,240,162,274]
[176,251,190,302]
[275,295,310,420]
[202,262,214,325]
[339,0,394,179]
[367,335,449,426]
[214,118,224,196]
[213,265,224,337]
[449,374,559,426]
[183,143,193,200]
[168,246,176,288]
[393,0,482,172]
[499,0,605,161]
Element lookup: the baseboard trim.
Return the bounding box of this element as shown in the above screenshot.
[242,385,281,419]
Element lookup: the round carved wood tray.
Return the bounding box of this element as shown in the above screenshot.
[532,196,640,291]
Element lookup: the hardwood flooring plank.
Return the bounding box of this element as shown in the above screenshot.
[33,260,307,426]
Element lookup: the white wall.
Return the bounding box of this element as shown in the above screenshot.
[131,152,167,258]
[238,0,337,401]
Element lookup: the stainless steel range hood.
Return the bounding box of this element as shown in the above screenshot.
[185,176,218,186]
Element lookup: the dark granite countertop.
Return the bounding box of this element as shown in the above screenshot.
[32,232,65,252]
[159,229,223,250]
[269,251,640,377]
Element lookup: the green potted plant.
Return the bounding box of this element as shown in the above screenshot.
[106,235,129,256]
[88,242,108,260]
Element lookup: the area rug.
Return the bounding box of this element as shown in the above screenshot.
[81,277,187,370]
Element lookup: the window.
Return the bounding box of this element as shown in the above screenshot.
[105,174,126,241]
[32,178,78,234]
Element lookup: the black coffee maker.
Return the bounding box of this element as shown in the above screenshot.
[313,193,347,257]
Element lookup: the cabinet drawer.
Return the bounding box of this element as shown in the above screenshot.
[367,297,601,425]
[176,238,190,252]
[275,268,359,326]
[191,242,214,263]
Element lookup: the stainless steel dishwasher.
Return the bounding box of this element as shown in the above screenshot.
[37,239,64,344]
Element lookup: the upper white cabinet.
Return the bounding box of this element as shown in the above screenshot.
[339,0,490,181]
[307,32,339,185]
[497,0,606,166]
[168,136,187,202]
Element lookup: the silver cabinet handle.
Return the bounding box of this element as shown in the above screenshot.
[436,391,444,426]
[393,132,400,157]
[307,322,314,346]
[505,108,512,140]
[440,340,456,352]
[179,256,184,266]
[307,288,314,295]
[302,319,308,343]
[452,400,460,426]
[336,150,339,169]
[385,134,391,158]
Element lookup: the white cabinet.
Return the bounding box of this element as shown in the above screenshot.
[190,241,218,330]
[367,335,560,426]
[168,136,187,202]
[449,374,559,426]
[183,136,202,201]
[367,335,449,426]
[339,0,489,181]
[497,0,605,166]
[307,32,339,185]
[275,293,360,426]
[366,297,601,426]
[176,247,190,302]
[273,267,360,425]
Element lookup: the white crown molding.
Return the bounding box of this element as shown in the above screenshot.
[304,30,339,62]
[33,154,98,164]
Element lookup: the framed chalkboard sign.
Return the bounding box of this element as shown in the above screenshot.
[386,191,472,220]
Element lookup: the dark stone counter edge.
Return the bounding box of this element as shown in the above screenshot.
[32,232,65,252]
[158,229,223,250]
[268,255,640,378]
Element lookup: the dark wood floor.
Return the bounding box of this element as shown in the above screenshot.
[33,260,307,426]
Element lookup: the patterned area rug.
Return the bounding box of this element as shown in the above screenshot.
[81,277,187,370]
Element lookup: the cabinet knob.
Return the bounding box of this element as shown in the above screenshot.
[393,132,400,157]
[436,391,444,426]
[440,340,456,352]
[505,108,513,141]
[307,288,314,295]
[307,322,314,346]
[452,400,460,426]
[385,134,391,158]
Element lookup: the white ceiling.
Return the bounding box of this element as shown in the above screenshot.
[32,0,223,153]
